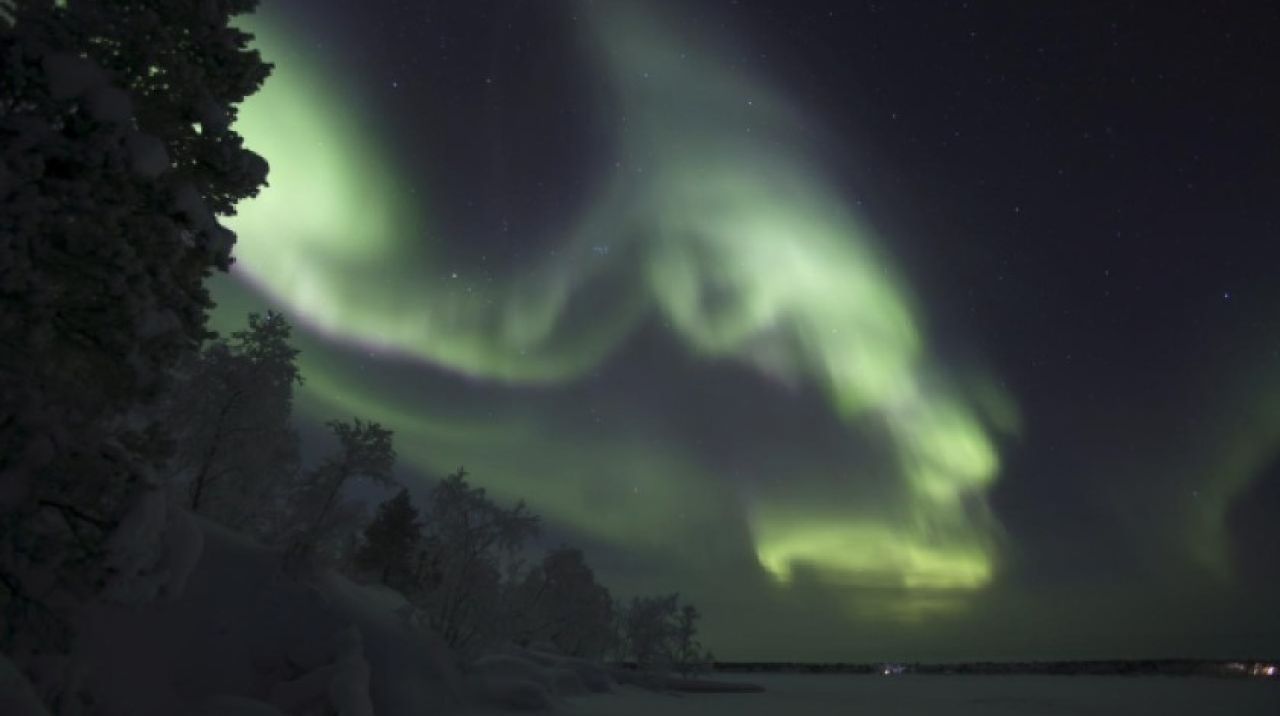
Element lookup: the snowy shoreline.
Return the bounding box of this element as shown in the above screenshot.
[561,673,1280,716]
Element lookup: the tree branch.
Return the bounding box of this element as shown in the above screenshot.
[38,499,114,531]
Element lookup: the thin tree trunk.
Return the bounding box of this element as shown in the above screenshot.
[189,388,244,512]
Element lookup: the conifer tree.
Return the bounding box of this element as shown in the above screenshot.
[0,0,270,666]
[355,487,421,588]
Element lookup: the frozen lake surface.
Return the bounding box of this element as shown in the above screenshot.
[562,673,1280,715]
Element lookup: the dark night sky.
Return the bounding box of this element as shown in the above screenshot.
[211,0,1280,661]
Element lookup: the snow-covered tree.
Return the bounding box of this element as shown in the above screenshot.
[616,593,711,675]
[620,594,678,672]
[0,0,269,674]
[165,311,301,530]
[511,547,615,659]
[407,468,540,653]
[670,603,713,677]
[284,419,396,569]
[353,487,421,589]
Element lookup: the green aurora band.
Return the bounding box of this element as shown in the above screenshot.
[223,2,1018,617]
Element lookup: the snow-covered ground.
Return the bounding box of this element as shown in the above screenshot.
[34,514,1280,716]
[70,516,464,716]
[562,673,1280,716]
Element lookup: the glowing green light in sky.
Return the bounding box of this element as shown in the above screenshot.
[225,1,1015,610]
[229,19,642,383]
[753,517,994,590]
[1175,373,1280,574]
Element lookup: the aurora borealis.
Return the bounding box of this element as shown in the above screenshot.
[214,1,1280,660]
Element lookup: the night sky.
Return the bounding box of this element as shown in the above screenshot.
[211,0,1280,662]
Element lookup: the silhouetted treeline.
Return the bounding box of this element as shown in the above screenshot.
[166,311,716,672]
[714,659,1278,679]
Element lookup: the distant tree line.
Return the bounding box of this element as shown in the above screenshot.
[712,659,1273,678]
